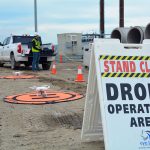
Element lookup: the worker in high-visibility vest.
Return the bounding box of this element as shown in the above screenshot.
[32,33,42,71]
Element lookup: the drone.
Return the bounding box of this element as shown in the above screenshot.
[29,85,50,97]
[13,71,22,76]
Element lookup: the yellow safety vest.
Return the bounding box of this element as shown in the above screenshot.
[32,38,41,52]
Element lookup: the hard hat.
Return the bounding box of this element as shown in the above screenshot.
[34,32,39,37]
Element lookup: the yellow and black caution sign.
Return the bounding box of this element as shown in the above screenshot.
[99,55,150,61]
[99,55,150,78]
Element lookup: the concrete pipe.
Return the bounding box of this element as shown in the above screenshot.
[111,27,130,43]
[127,26,145,44]
[144,23,150,39]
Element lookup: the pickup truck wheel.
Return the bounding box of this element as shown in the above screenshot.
[0,63,4,67]
[24,62,30,68]
[42,62,51,70]
[10,54,17,70]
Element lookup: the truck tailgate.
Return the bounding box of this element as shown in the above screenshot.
[22,44,30,54]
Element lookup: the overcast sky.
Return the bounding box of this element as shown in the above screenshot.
[0,0,150,44]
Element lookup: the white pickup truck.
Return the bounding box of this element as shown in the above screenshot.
[0,35,56,70]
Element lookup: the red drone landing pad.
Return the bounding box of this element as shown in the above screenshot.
[4,91,84,104]
[0,75,36,79]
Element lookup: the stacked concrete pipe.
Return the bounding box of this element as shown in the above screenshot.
[111,23,150,44]
[144,23,150,39]
[127,26,145,44]
[111,27,130,43]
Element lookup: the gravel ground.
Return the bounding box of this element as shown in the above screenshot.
[0,62,104,150]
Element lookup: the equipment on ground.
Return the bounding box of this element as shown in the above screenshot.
[13,71,22,76]
[30,85,50,97]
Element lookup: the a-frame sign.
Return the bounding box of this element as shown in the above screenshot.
[81,39,150,150]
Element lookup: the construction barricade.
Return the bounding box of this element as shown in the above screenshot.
[81,39,150,150]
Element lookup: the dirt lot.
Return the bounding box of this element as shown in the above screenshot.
[0,62,104,150]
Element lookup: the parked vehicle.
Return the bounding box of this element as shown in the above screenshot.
[0,35,56,70]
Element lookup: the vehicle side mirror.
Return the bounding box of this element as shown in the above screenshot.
[0,42,3,46]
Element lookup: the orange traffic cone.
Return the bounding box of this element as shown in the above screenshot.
[51,62,57,75]
[75,65,85,82]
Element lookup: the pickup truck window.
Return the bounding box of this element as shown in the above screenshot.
[13,36,42,44]
[3,37,11,45]
[3,38,8,45]
[6,37,11,45]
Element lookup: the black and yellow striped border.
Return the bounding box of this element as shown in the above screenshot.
[99,55,150,60]
[100,55,150,77]
[101,73,150,78]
